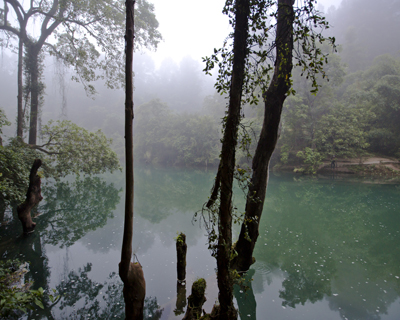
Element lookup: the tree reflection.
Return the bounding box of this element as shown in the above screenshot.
[234,269,256,320]
[254,175,400,317]
[0,176,123,319]
[135,166,214,223]
[26,264,164,320]
[38,177,121,247]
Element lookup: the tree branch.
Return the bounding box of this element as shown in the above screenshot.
[29,145,61,155]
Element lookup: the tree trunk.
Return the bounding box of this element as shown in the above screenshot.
[176,232,187,282]
[17,38,24,139]
[232,0,294,272]
[119,1,146,319]
[215,0,250,319]
[17,159,43,233]
[28,47,40,145]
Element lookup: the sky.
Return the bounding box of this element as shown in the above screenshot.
[145,0,343,68]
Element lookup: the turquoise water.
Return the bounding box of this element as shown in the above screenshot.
[1,166,400,319]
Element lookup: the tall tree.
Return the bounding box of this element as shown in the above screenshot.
[212,0,250,318]
[203,0,335,284]
[232,0,334,272]
[119,1,145,319]
[0,0,161,144]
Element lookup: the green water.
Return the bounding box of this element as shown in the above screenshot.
[1,166,400,319]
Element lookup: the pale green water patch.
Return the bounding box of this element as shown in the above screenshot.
[0,166,399,319]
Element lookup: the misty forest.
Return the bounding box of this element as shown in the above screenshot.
[1,0,400,319]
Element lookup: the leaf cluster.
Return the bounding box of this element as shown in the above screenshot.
[0,260,44,317]
[37,119,121,178]
[1,111,120,207]
[203,0,335,107]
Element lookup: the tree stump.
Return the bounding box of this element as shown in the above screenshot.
[17,159,43,233]
[182,278,207,320]
[176,232,187,282]
[120,262,146,320]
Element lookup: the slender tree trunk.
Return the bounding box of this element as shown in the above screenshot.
[28,47,40,145]
[215,1,250,319]
[119,1,146,319]
[232,0,294,272]
[17,38,24,139]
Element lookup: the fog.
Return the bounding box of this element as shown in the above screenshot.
[1,0,400,166]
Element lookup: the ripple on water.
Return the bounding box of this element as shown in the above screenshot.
[253,262,273,275]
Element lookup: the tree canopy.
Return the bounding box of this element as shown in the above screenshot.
[0,0,161,143]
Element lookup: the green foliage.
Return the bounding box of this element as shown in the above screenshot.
[174,232,186,245]
[203,0,335,105]
[276,53,400,172]
[38,120,121,177]
[295,147,322,175]
[0,259,44,317]
[0,139,43,207]
[134,99,221,166]
[1,0,162,94]
[314,104,372,159]
[341,55,400,156]
[0,108,10,138]
[0,116,120,208]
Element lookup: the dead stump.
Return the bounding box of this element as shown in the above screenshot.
[182,278,207,320]
[176,232,187,282]
[121,262,146,320]
[17,159,43,233]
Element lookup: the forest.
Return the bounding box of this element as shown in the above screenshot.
[1,0,400,319]
[1,0,400,170]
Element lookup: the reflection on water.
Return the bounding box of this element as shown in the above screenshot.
[1,167,400,319]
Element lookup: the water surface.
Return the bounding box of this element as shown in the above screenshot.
[1,166,399,319]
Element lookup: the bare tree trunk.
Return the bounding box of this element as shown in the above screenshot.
[17,159,43,233]
[232,0,295,272]
[215,1,250,318]
[17,38,24,139]
[28,46,39,145]
[119,1,146,319]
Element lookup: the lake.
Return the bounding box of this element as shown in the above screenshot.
[1,165,400,320]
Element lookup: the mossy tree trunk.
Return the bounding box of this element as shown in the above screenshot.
[176,232,187,282]
[232,0,295,272]
[119,1,146,319]
[182,278,207,320]
[214,0,250,319]
[17,159,43,233]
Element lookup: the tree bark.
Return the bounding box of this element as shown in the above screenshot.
[17,159,43,233]
[17,37,24,139]
[28,46,40,145]
[232,0,295,272]
[119,1,145,319]
[215,0,250,319]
